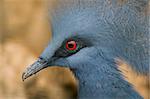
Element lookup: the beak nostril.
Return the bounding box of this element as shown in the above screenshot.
[39,57,47,63]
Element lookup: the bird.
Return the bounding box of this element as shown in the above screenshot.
[22,0,149,99]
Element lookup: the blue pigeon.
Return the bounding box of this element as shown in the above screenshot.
[22,0,149,99]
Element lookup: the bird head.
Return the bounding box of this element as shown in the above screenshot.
[22,1,148,99]
[22,0,149,81]
[22,0,119,81]
[22,4,105,81]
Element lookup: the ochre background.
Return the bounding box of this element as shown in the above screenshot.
[0,0,149,99]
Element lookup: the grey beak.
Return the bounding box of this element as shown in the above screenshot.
[22,58,49,81]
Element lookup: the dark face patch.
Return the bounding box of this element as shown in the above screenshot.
[53,36,91,58]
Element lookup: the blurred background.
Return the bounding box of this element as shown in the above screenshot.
[0,0,149,99]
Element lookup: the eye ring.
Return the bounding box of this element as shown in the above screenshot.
[66,40,77,51]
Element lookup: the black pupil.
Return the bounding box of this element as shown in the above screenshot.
[68,43,74,48]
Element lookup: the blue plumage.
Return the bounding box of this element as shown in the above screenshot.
[22,0,149,99]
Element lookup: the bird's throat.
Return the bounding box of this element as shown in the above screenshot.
[73,69,107,99]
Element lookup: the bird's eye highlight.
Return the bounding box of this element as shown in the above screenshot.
[66,40,78,52]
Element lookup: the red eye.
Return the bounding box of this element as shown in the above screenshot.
[66,40,77,51]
